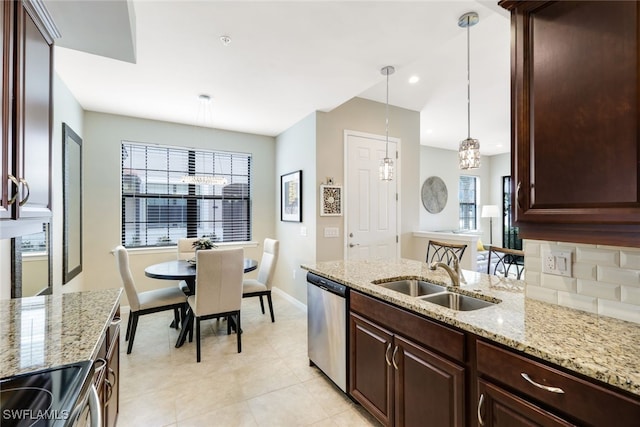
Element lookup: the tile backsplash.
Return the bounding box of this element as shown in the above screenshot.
[524,239,640,324]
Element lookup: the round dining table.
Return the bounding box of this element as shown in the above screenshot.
[144,258,258,282]
[144,258,258,348]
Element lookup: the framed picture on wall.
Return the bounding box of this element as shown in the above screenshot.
[320,185,342,216]
[281,170,302,222]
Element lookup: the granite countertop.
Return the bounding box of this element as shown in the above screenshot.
[302,258,640,397]
[0,288,122,378]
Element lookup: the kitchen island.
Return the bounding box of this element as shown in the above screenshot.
[0,288,122,378]
[302,258,640,426]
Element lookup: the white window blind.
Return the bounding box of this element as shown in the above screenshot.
[121,142,251,248]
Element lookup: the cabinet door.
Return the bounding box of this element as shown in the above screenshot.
[349,312,394,427]
[477,379,575,427]
[105,330,120,427]
[14,4,51,218]
[0,0,14,219]
[394,335,465,427]
[505,1,640,246]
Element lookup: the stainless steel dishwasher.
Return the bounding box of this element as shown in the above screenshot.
[307,272,348,392]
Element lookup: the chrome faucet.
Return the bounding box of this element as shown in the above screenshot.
[429,258,462,288]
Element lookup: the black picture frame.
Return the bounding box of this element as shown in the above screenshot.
[281,170,302,222]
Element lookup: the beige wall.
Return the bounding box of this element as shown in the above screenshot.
[316,97,421,261]
[274,113,317,304]
[81,112,275,304]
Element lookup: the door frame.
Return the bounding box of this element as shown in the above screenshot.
[343,129,401,260]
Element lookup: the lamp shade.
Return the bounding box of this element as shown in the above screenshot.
[481,205,500,218]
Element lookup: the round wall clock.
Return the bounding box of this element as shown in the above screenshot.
[421,176,448,213]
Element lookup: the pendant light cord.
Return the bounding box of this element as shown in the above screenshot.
[385,70,390,157]
[466,15,471,140]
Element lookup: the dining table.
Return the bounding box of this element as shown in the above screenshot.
[144,258,258,348]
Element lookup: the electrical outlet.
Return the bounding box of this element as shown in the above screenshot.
[542,250,572,277]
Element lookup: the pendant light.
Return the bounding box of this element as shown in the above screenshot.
[380,65,395,181]
[181,94,228,186]
[458,12,480,170]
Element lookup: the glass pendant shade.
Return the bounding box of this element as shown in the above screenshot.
[181,175,228,186]
[459,137,480,170]
[379,157,394,180]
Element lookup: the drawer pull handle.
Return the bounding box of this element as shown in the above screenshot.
[7,175,19,205]
[385,343,392,366]
[516,181,522,211]
[477,393,485,426]
[111,318,122,326]
[392,346,399,370]
[521,373,565,394]
[18,178,30,206]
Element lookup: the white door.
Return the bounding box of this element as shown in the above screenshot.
[345,132,398,260]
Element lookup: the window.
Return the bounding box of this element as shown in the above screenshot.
[459,175,478,230]
[121,142,251,248]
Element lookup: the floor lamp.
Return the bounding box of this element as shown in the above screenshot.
[481,205,500,245]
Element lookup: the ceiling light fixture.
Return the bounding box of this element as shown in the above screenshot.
[220,35,231,46]
[380,65,395,181]
[409,75,420,84]
[458,11,480,170]
[182,94,228,186]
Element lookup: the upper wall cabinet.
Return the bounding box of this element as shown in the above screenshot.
[0,0,58,239]
[500,0,640,247]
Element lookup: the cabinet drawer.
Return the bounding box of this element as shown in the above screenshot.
[351,291,465,362]
[476,340,640,426]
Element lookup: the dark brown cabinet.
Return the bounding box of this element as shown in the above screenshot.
[475,339,640,427]
[0,0,55,236]
[94,307,121,427]
[349,291,466,427]
[500,0,640,247]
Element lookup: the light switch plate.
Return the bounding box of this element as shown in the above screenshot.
[542,250,572,277]
[324,227,339,238]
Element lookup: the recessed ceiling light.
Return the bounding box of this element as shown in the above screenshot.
[409,75,420,84]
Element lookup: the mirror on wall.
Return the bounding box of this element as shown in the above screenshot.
[63,123,82,283]
[12,223,52,297]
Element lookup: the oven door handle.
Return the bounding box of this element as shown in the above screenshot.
[88,383,102,427]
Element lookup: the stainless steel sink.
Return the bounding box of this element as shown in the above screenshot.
[421,292,496,311]
[376,279,446,297]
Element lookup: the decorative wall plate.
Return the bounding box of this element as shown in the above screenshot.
[421,176,448,213]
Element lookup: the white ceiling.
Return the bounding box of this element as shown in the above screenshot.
[48,0,511,156]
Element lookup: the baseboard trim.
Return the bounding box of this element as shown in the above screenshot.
[272,286,307,312]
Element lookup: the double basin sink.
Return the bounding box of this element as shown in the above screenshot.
[374,279,497,311]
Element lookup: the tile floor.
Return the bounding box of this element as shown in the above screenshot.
[117,291,381,426]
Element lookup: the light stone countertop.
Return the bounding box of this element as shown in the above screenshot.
[302,258,640,397]
[0,288,122,378]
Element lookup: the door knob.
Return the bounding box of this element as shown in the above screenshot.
[349,243,359,248]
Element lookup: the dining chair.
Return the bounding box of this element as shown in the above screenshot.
[487,246,525,280]
[187,248,244,362]
[243,238,279,322]
[177,237,198,295]
[113,245,187,354]
[426,240,467,267]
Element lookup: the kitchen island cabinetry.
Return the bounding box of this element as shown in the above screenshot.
[349,290,466,427]
[500,0,640,247]
[0,0,57,237]
[476,340,640,427]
